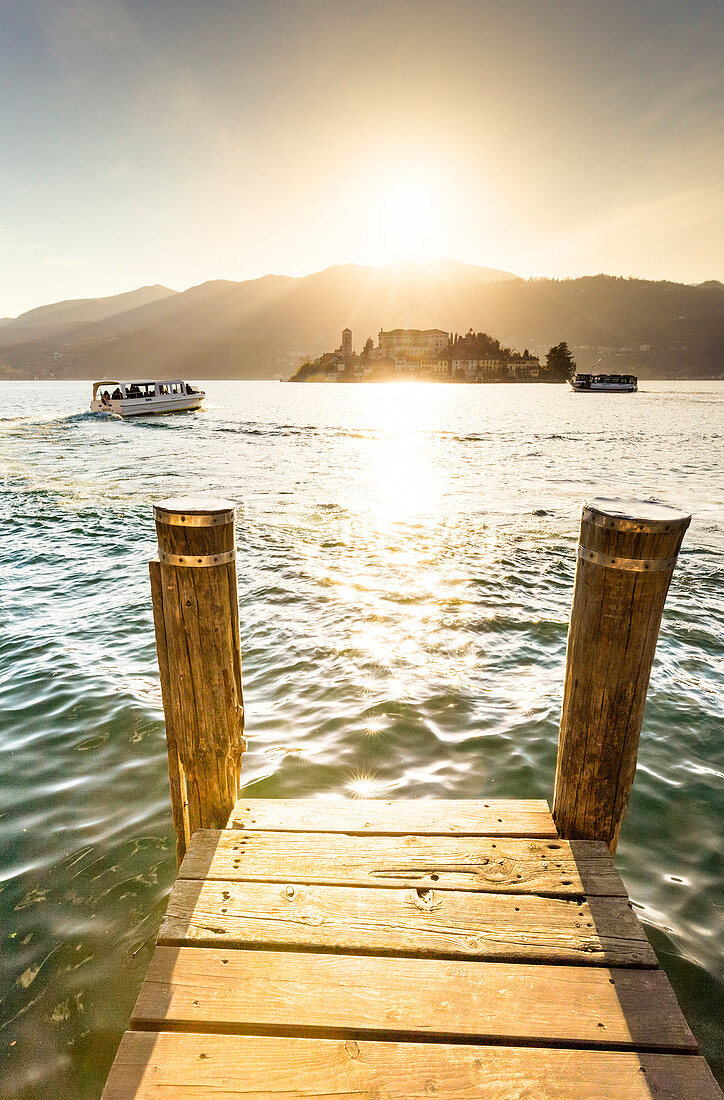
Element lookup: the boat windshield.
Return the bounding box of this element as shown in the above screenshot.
[123,383,156,398]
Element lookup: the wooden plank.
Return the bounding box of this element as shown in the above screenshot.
[131,947,697,1051]
[228,797,557,836]
[103,1034,724,1100]
[180,830,628,896]
[159,878,656,966]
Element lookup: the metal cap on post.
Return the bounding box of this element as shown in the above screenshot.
[149,496,245,865]
[553,497,691,854]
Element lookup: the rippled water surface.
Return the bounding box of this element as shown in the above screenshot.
[1,380,723,1096]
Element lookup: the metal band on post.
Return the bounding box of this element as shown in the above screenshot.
[153,507,235,528]
[581,505,683,534]
[158,548,236,568]
[577,546,678,573]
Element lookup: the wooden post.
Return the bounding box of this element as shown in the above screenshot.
[553,497,690,854]
[149,497,245,865]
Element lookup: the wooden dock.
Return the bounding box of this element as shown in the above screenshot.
[100,497,722,1097]
[103,796,721,1097]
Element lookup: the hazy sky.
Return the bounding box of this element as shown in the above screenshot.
[1,0,722,315]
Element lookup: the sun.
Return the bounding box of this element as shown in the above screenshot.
[364,170,448,263]
[382,179,434,240]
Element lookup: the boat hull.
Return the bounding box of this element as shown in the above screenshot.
[91,394,205,416]
[568,381,637,393]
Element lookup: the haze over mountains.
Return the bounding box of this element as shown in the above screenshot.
[0,259,721,381]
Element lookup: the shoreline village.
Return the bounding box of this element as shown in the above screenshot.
[290,327,574,383]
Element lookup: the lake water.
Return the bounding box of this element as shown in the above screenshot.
[0,380,722,1096]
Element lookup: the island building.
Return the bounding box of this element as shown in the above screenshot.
[392,355,450,378]
[333,328,354,358]
[378,328,450,359]
[341,328,352,356]
[507,356,540,378]
[451,356,502,379]
[300,328,541,382]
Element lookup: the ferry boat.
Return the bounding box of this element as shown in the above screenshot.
[90,379,205,417]
[569,373,637,393]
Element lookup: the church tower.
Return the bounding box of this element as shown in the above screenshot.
[341,328,352,357]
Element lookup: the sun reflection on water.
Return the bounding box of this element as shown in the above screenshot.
[292,382,503,699]
[344,768,400,799]
[351,383,447,522]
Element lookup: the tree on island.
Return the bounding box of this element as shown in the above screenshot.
[452,329,511,360]
[544,341,576,380]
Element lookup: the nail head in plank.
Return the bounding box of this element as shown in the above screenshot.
[228,797,556,836]
[131,947,697,1052]
[180,830,628,896]
[102,1034,723,1100]
[159,878,656,967]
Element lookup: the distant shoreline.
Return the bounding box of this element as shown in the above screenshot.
[1,374,723,383]
[287,375,566,384]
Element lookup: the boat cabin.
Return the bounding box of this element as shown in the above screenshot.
[575,374,637,387]
[92,380,197,402]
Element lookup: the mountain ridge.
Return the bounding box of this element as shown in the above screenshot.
[1,285,177,342]
[0,260,721,380]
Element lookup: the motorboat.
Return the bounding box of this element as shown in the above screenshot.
[90,379,206,416]
[569,373,637,392]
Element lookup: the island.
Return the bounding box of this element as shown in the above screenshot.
[289,328,574,382]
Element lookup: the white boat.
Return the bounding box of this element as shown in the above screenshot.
[90,379,206,417]
[569,373,637,393]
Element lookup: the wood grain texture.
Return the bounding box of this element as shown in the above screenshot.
[553,499,690,852]
[130,946,697,1051]
[151,500,245,862]
[228,797,556,836]
[180,830,628,896]
[159,878,656,966]
[149,560,188,865]
[102,1033,724,1100]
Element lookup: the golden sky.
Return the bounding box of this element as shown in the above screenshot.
[1,0,722,315]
